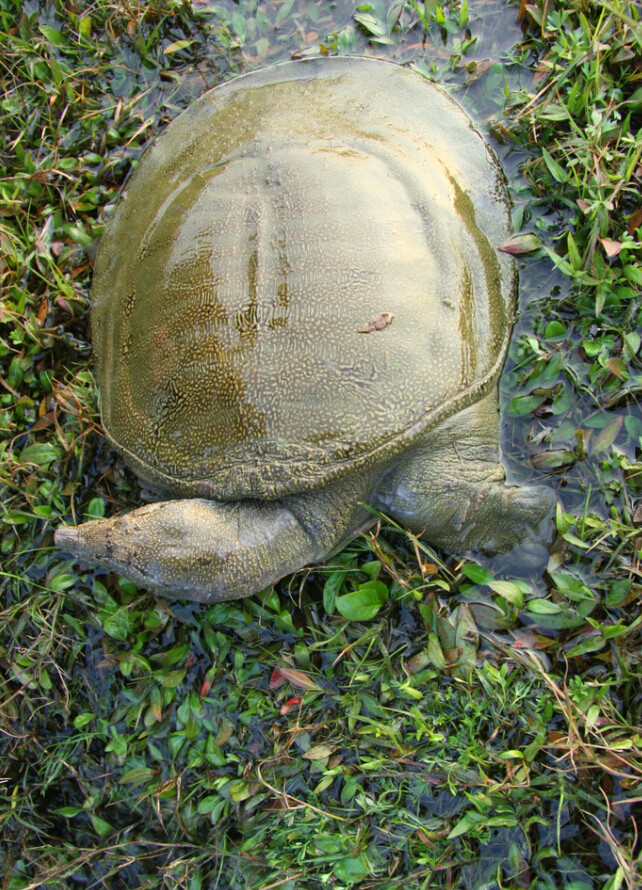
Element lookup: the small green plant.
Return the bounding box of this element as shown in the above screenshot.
[1,1,641,888]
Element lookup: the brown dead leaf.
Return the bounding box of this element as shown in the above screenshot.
[358,311,394,334]
[590,414,624,454]
[628,207,642,235]
[465,59,495,84]
[31,411,55,432]
[533,57,552,82]
[604,359,628,382]
[302,744,335,761]
[405,651,431,674]
[599,238,622,258]
[421,562,439,575]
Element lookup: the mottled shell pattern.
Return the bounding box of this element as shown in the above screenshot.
[92,58,515,500]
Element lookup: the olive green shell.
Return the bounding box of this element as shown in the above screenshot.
[92,57,515,500]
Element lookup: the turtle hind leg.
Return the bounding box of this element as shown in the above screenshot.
[55,474,375,603]
[373,391,556,556]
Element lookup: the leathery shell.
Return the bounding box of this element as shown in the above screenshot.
[92,57,515,500]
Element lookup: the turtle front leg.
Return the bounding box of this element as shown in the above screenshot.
[373,391,556,555]
[55,475,375,603]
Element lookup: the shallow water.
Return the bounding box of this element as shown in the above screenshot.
[4,3,636,888]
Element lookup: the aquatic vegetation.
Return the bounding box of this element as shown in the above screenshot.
[1,1,640,888]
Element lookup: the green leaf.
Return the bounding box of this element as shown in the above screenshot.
[49,573,78,592]
[545,320,566,338]
[461,563,494,585]
[323,570,345,614]
[86,497,105,519]
[565,635,606,658]
[276,0,296,25]
[539,103,571,121]
[623,331,640,359]
[55,806,84,817]
[541,148,568,183]
[567,232,582,270]
[488,579,524,607]
[623,264,642,285]
[207,602,247,628]
[231,11,246,40]
[62,223,94,247]
[427,632,447,669]
[333,855,370,883]
[354,12,387,37]
[19,442,60,467]
[160,669,187,688]
[229,780,251,802]
[550,571,597,602]
[561,531,590,549]
[531,449,576,469]
[508,394,546,416]
[90,814,113,836]
[447,809,486,839]
[163,38,195,54]
[3,510,33,526]
[360,560,381,580]
[591,415,623,454]
[526,599,562,614]
[39,24,66,45]
[335,581,388,621]
[120,766,156,787]
[102,608,130,642]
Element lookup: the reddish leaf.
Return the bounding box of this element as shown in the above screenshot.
[280,696,302,716]
[269,669,287,691]
[511,631,554,650]
[499,233,541,255]
[200,666,217,699]
[276,667,320,690]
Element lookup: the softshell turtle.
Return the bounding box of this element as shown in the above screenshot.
[55,58,555,602]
